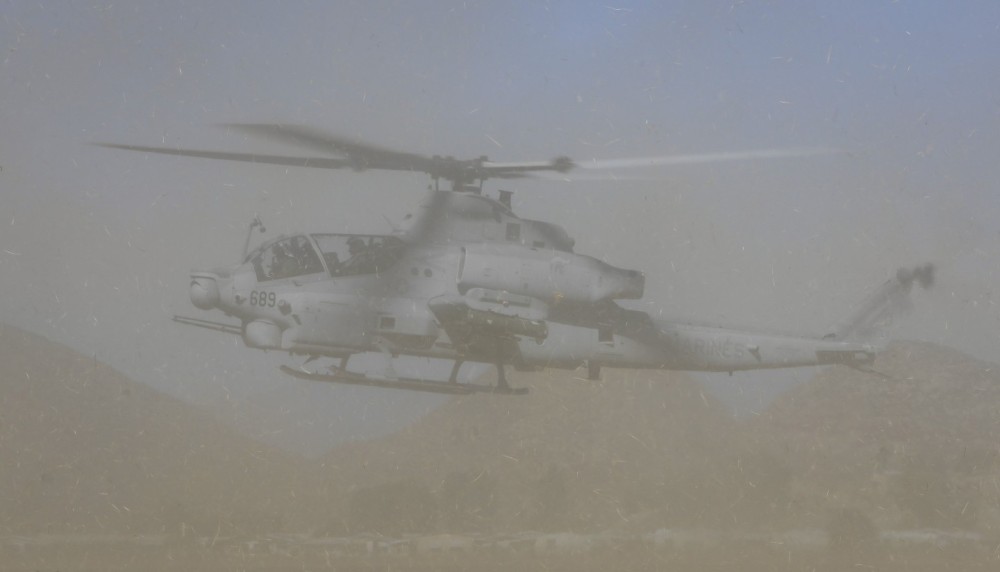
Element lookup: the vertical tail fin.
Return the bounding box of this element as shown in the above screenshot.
[826,264,934,341]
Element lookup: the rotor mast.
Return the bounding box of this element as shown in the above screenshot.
[427,155,489,192]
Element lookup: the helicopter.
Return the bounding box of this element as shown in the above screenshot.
[97,125,933,395]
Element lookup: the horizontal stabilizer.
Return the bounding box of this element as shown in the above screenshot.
[816,348,876,367]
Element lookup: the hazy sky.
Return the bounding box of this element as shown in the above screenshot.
[2,1,999,449]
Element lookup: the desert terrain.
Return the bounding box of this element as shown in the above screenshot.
[2,322,998,570]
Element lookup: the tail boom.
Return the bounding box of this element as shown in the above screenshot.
[654,324,876,373]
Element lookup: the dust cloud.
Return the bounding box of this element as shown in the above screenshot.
[2,2,1000,571]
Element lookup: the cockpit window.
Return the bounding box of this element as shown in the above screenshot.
[311,234,404,277]
[252,235,324,281]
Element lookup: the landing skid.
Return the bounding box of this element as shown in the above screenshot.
[278,365,529,396]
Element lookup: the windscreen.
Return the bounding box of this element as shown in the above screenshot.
[311,234,405,277]
[251,235,325,281]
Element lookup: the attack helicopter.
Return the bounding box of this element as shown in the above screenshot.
[97,125,933,395]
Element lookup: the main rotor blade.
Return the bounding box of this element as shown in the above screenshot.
[92,143,354,170]
[223,124,574,181]
[482,157,574,177]
[222,123,435,172]
[97,127,844,187]
[575,147,844,170]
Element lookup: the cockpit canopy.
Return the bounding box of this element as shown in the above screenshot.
[247,234,404,282]
[250,235,323,281]
[312,234,405,277]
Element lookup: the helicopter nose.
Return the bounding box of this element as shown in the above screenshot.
[190,274,220,310]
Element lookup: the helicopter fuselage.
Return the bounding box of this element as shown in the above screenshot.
[187,191,878,382]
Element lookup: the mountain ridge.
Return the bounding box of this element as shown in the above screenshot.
[0,323,324,534]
